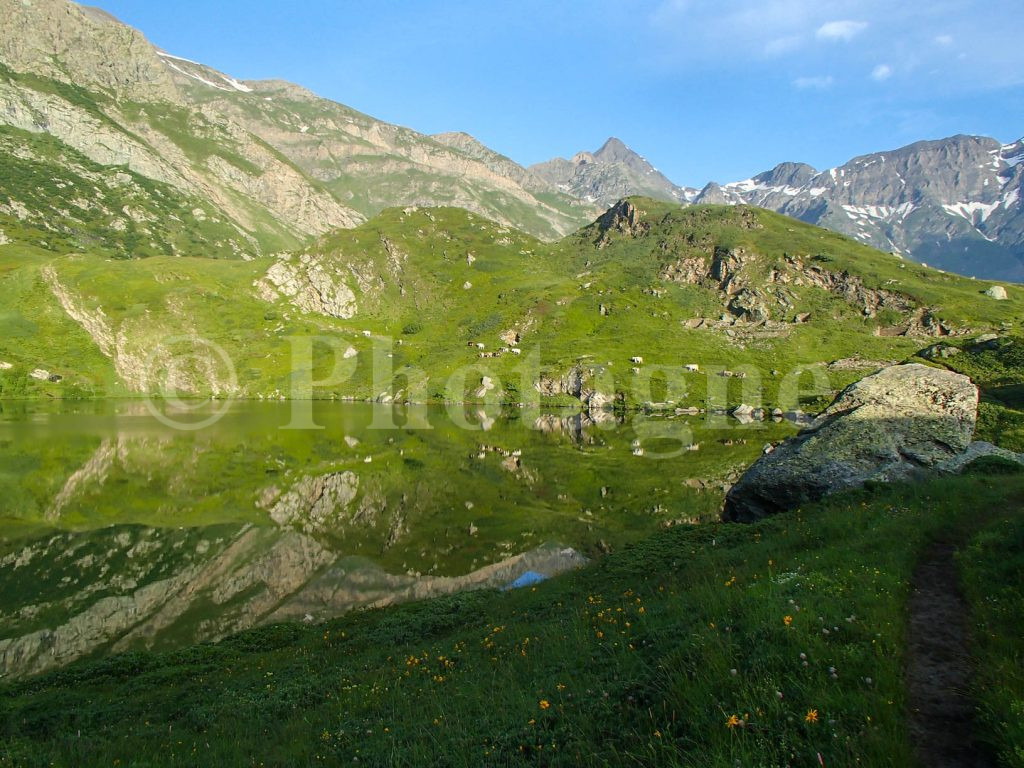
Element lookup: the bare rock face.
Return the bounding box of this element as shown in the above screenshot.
[693,135,1024,282]
[723,364,979,522]
[0,0,182,103]
[255,254,358,319]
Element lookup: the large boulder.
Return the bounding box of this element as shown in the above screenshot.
[723,364,978,522]
[985,285,1008,300]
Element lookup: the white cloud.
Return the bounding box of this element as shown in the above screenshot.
[871,63,892,81]
[644,1,1024,90]
[793,75,834,89]
[816,20,868,41]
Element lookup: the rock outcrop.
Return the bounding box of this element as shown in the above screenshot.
[595,199,649,245]
[255,254,358,319]
[723,364,979,521]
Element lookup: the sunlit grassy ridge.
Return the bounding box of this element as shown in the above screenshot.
[2,199,1021,404]
[1,474,1020,766]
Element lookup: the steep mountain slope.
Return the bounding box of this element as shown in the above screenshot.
[531,138,697,206]
[0,0,359,257]
[169,69,595,240]
[2,199,1019,404]
[0,0,593,253]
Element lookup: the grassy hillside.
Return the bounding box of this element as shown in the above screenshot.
[0,125,253,260]
[1,199,1022,404]
[1,473,1020,766]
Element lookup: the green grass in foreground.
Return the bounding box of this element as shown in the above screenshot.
[960,509,1024,767]
[1,474,1022,767]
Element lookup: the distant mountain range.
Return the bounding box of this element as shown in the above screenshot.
[0,0,1021,280]
[543,135,1024,281]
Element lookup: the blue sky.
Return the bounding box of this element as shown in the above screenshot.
[99,0,1024,187]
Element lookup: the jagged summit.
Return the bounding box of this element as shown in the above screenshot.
[593,137,634,162]
[531,138,697,207]
[683,133,1024,280]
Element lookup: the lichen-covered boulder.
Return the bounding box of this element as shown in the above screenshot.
[723,364,978,522]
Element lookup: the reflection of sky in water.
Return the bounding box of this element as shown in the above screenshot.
[0,401,794,678]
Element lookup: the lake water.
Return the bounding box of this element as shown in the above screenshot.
[0,400,794,678]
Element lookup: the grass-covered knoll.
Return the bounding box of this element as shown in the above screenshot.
[561,200,1024,327]
[1,474,1020,766]
[2,200,1022,404]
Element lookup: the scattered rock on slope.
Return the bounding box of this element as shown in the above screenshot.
[722,364,979,522]
[985,285,1008,300]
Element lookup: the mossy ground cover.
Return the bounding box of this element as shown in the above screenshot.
[1,473,1020,767]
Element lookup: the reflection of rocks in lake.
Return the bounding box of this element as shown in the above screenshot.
[45,434,182,520]
[46,439,117,519]
[1,401,797,680]
[258,471,414,545]
[260,471,360,531]
[533,412,608,442]
[0,523,584,680]
[264,543,587,624]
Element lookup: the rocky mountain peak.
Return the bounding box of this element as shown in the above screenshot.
[76,5,123,25]
[593,137,634,163]
[531,138,695,206]
[752,162,817,189]
[0,0,181,102]
[695,182,728,205]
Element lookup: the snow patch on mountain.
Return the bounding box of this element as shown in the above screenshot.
[157,51,252,93]
[221,76,253,93]
[942,201,1000,223]
[162,59,233,92]
[842,203,916,220]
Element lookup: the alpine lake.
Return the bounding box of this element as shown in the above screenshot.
[0,399,796,679]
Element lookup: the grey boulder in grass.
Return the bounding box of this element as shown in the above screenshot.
[723,364,979,522]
